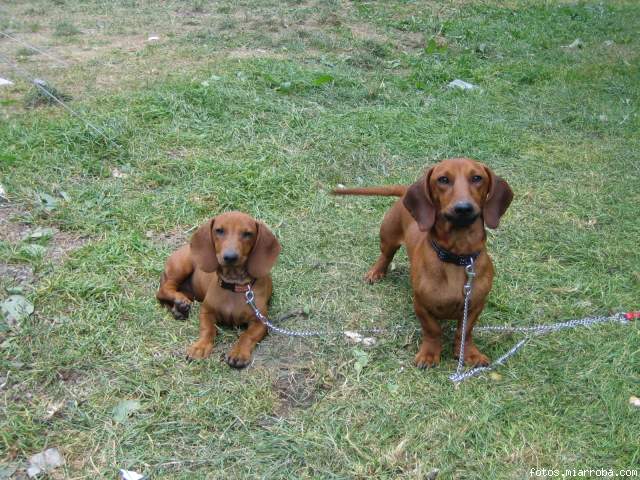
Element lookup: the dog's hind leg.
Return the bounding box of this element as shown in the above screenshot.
[365,202,404,283]
[156,245,195,320]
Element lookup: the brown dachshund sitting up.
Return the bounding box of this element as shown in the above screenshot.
[333,158,513,368]
[156,211,281,368]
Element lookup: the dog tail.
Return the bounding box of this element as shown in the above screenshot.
[331,185,407,197]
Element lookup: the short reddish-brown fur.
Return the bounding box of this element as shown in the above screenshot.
[333,158,513,368]
[156,211,281,368]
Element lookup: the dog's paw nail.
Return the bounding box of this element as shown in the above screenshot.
[226,354,249,369]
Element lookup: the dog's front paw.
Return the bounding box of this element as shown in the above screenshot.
[459,343,490,367]
[171,299,192,320]
[414,350,441,369]
[186,340,214,360]
[364,268,386,284]
[225,346,252,369]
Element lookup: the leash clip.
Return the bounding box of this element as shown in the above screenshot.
[624,311,640,321]
[463,259,475,296]
[245,287,255,304]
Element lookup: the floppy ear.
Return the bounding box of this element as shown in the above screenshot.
[483,167,514,229]
[247,221,281,279]
[403,167,436,232]
[190,218,219,272]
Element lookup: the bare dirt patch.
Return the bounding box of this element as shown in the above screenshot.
[272,367,318,416]
[47,230,88,263]
[226,48,284,60]
[147,226,191,250]
[349,22,388,43]
[0,263,34,285]
[0,204,32,243]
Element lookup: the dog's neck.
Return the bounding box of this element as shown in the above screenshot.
[430,216,486,255]
[218,265,253,284]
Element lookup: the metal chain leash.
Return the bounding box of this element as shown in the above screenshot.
[245,278,635,384]
[474,314,629,334]
[245,289,398,338]
[449,260,476,383]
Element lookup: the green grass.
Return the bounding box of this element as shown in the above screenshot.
[1,0,639,478]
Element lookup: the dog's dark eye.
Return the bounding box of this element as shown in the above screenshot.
[214,228,225,235]
[241,231,254,239]
[471,175,483,183]
[437,176,450,185]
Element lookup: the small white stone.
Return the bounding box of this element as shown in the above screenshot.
[27,448,65,478]
[562,38,583,49]
[362,337,377,347]
[147,35,160,42]
[111,167,128,178]
[0,77,13,86]
[447,79,479,90]
[629,396,640,408]
[120,469,146,480]
[344,331,363,343]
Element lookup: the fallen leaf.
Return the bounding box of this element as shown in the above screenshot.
[35,192,58,211]
[1,295,34,328]
[25,227,56,240]
[447,79,479,90]
[353,349,368,375]
[112,399,142,423]
[489,372,502,381]
[629,396,640,408]
[27,448,64,478]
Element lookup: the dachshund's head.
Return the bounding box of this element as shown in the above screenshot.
[403,158,513,231]
[190,211,281,279]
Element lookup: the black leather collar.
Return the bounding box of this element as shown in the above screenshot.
[430,239,479,267]
[218,278,256,293]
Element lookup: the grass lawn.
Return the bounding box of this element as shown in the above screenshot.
[1,0,639,478]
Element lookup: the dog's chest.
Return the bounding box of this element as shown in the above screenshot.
[209,288,254,326]
[412,257,492,319]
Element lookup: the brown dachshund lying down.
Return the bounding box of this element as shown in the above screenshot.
[156,211,281,368]
[334,158,513,368]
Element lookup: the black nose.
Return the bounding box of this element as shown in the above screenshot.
[222,251,239,264]
[453,202,475,216]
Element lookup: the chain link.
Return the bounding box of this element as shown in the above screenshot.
[245,289,395,338]
[449,260,476,382]
[245,284,632,384]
